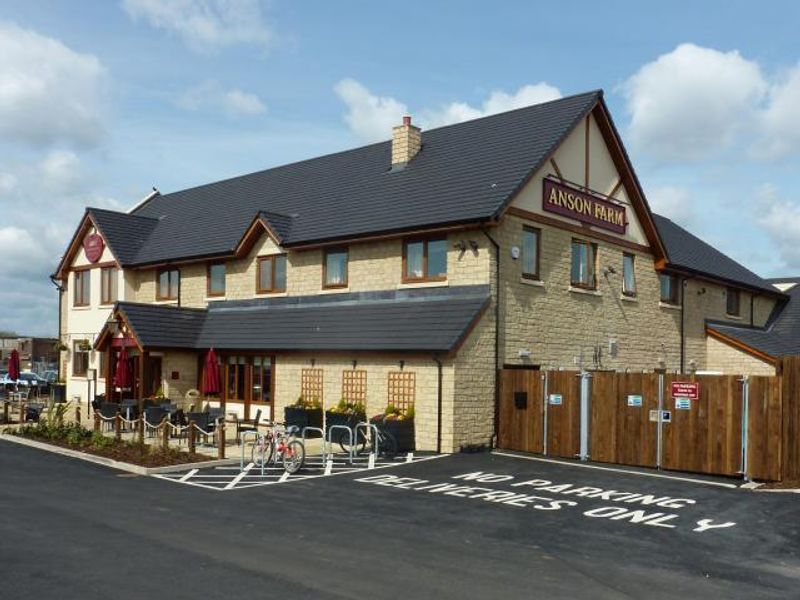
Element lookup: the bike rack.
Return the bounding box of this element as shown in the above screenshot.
[326,424,354,464]
[240,430,264,474]
[355,422,379,466]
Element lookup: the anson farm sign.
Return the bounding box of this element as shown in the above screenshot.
[543,179,627,234]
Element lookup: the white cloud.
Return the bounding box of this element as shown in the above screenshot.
[334,79,561,142]
[621,43,766,161]
[39,150,84,194]
[758,66,800,159]
[0,227,50,277]
[0,173,17,194]
[122,0,271,53]
[755,184,800,271]
[0,21,106,148]
[646,185,695,225]
[176,81,266,117]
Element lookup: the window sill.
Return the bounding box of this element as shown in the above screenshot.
[320,287,350,295]
[725,314,743,321]
[659,302,681,311]
[398,281,449,290]
[153,299,179,305]
[205,296,227,302]
[520,277,545,288]
[72,305,91,311]
[568,286,601,297]
[620,294,638,303]
[256,291,287,298]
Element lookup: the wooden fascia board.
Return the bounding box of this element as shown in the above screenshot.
[54,212,122,279]
[234,214,283,258]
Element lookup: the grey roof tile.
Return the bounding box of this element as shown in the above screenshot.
[88,208,158,265]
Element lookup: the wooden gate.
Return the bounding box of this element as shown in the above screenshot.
[661,374,743,477]
[747,375,782,481]
[546,370,581,459]
[590,371,659,468]
[497,368,543,453]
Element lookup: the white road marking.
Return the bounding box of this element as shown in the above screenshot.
[491,451,739,489]
[224,462,253,490]
[279,471,290,483]
[179,469,198,482]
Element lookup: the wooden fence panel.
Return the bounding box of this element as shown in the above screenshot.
[546,370,581,459]
[780,357,800,481]
[589,371,617,463]
[497,369,543,453]
[747,375,782,481]
[662,374,743,477]
[615,372,659,468]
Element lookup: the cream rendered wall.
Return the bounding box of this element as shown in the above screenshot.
[705,336,775,376]
[63,229,129,404]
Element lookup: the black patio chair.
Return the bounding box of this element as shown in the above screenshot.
[143,407,167,438]
[186,411,213,445]
[99,402,119,432]
[236,409,262,445]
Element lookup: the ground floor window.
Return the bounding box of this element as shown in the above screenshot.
[301,368,323,404]
[342,369,367,405]
[224,355,274,404]
[251,356,272,404]
[387,371,415,411]
[72,342,89,376]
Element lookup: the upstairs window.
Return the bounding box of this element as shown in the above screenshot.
[207,262,226,297]
[100,266,118,305]
[257,255,287,293]
[157,268,180,301]
[570,239,597,289]
[323,248,349,288]
[74,269,91,307]
[622,253,636,296]
[660,274,681,305]
[403,238,447,282]
[522,227,540,280]
[726,287,741,317]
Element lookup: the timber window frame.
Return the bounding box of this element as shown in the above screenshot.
[156,268,180,301]
[402,237,448,283]
[726,287,741,317]
[72,341,89,377]
[100,266,118,305]
[521,226,541,280]
[73,269,91,307]
[570,239,597,290]
[323,247,349,289]
[622,253,636,297]
[256,254,287,294]
[207,262,226,297]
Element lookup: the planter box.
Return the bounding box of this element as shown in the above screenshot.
[284,407,323,437]
[325,411,365,444]
[51,384,66,403]
[383,418,415,452]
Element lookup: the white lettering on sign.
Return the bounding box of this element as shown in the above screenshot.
[549,394,563,406]
[675,398,691,410]
[627,395,643,407]
[354,471,733,534]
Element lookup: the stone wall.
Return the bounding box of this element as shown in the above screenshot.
[159,351,199,403]
[705,336,776,376]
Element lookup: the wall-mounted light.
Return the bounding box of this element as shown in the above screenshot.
[352,359,358,370]
[399,360,405,371]
[454,240,467,252]
[310,358,316,367]
[469,240,479,252]
[518,348,532,359]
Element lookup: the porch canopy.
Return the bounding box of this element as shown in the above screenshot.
[94,285,490,354]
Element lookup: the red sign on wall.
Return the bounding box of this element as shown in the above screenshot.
[671,381,700,400]
[83,233,105,263]
[543,179,627,234]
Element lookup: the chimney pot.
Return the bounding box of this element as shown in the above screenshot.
[403,115,411,126]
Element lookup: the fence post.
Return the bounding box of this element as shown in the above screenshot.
[740,376,750,479]
[579,371,591,461]
[94,411,100,432]
[656,370,665,469]
[217,422,226,459]
[2,401,8,424]
[188,420,196,454]
[161,418,169,451]
[20,402,26,423]
[115,411,122,442]
[138,415,145,445]
[75,406,81,426]
[542,371,549,456]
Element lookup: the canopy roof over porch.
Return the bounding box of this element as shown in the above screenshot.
[95,285,490,355]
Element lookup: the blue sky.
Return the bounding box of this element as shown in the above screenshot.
[2,0,800,336]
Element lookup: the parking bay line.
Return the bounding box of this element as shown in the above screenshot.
[491,451,739,489]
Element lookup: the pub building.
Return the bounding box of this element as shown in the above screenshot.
[53,90,795,453]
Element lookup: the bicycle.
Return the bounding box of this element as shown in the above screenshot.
[251,423,306,474]
[339,423,398,460]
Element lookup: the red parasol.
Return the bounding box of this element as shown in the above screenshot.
[8,349,20,381]
[114,346,132,389]
[203,348,220,395]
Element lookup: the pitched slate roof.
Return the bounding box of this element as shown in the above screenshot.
[90,91,601,266]
[110,285,490,353]
[87,208,158,265]
[653,214,780,295]
[708,280,799,359]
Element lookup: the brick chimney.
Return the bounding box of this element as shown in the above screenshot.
[391,115,421,167]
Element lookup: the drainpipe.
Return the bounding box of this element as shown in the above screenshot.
[432,355,443,454]
[481,227,501,447]
[49,275,65,381]
[680,278,686,374]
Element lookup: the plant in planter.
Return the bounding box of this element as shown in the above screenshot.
[77,339,92,352]
[53,340,69,353]
[326,399,366,443]
[370,404,415,452]
[284,395,323,435]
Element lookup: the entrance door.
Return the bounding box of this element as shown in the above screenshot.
[497,368,544,453]
[144,356,162,399]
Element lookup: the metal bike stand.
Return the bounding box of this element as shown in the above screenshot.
[302,426,325,467]
[355,422,379,466]
[240,430,263,475]
[326,425,354,464]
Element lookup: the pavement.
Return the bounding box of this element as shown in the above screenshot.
[1,441,799,599]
